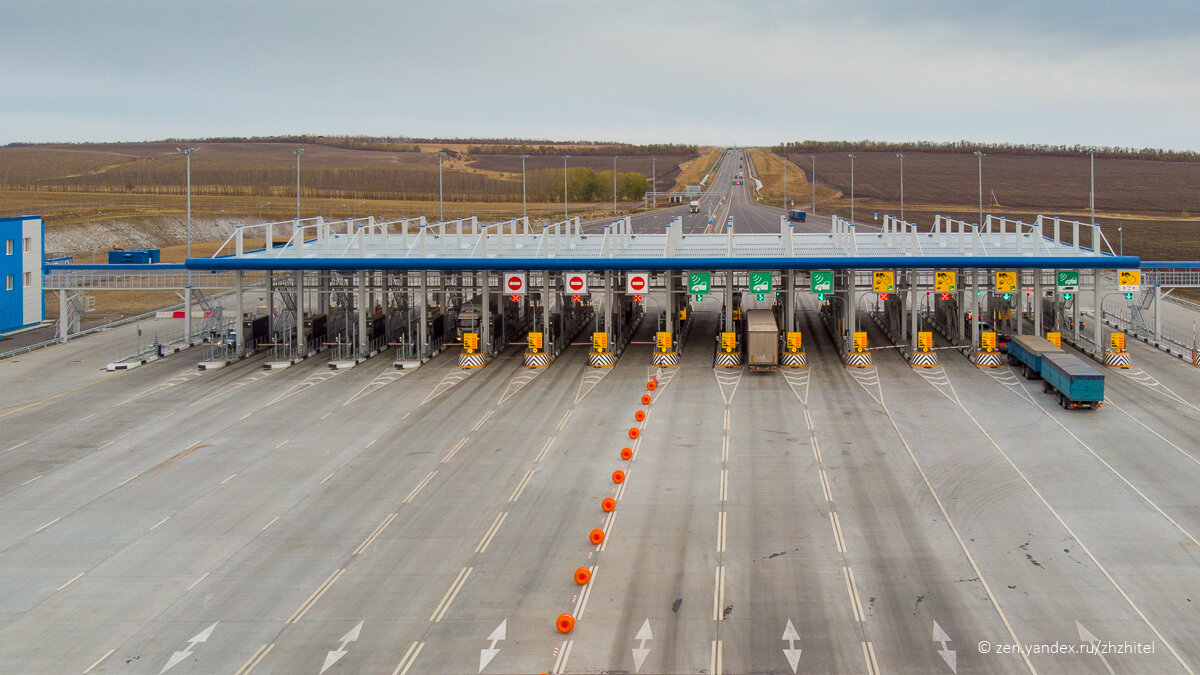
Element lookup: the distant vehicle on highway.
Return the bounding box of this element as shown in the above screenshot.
[689,200,700,213]
[787,209,807,222]
[726,216,734,228]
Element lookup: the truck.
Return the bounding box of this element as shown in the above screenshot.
[787,209,807,222]
[689,200,700,213]
[744,308,779,372]
[1040,351,1104,409]
[1006,335,1063,380]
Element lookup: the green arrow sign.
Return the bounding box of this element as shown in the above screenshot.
[811,270,833,294]
[688,272,710,294]
[749,272,772,293]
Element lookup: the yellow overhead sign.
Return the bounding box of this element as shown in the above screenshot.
[786,331,803,352]
[934,271,957,293]
[995,270,1017,293]
[592,332,608,351]
[872,271,894,293]
[527,332,543,351]
[1118,269,1140,290]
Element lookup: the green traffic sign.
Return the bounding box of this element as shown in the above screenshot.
[811,270,833,294]
[1057,270,1080,289]
[688,272,711,294]
[749,272,772,293]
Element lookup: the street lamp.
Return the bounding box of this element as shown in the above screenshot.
[438,151,446,221]
[563,155,570,220]
[1119,225,1123,255]
[974,151,984,226]
[175,146,199,258]
[810,155,816,215]
[848,153,855,224]
[896,153,904,221]
[783,158,787,211]
[1088,147,1096,227]
[258,201,271,220]
[651,157,656,209]
[521,154,529,219]
[613,155,618,215]
[293,148,303,221]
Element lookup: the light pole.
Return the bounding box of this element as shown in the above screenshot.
[974,151,984,226]
[1119,225,1123,255]
[612,156,618,215]
[175,147,199,258]
[783,158,787,211]
[848,153,855,224]
[176,146,198,343]
[896,153,904,221]
[259,201,271,220]
[563,155,570,220]
[1088,147,1096,226]
[438,151,445,221]
[520,154,529,219]
[293,148,303,221]
[810,155,816,215]
[651,157,656,209]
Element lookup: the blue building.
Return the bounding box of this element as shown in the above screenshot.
[0,216,44,335]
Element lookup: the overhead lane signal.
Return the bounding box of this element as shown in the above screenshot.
[872,271,894,293]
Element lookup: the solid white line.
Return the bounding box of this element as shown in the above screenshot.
[354,512,398,555]
[240,412,253,421]
[819,470,833,502]
[365,437,377,449]
[804,409,813,431]
[866,641,880,674]
[574,566,598,618]
[20,474,42,486]
[391,642,424,675]
[442,437,468,463]
[713,566,725,620]
[220,473,237,485]
[78,413,95,422]
[149,516,170,531]
[261,516,279,532]
[556,410,571,431]
[720,469,728,501]
[57,572,84,591]
[404,471,437,503]
[118,474,138,487]
[235,643,274,675]
[710,640,723,675]
[97,440,113,450]
[5,440,29,452]
[812,436,822,462]
[82,648,115,674]
[186,572,210,591]
[471,409,494,431]
[535,436,554,463]
[275,440,288,449]
[599,511,618,552]
[319,472,335,485]
[614,481,627,501]
[717,511,726,552]
[508,470,534,502]
[430,567,472,622]
[551,640,568,674]
[721,436,729,462]
[475,512,508,554]
[158,412,174,422]
[844,566,864,622]
[286,568,344,624]
[830,512,846,553]
[723,409,730,430]
[35,517,60,533]
[556,640,574,674]
[321,412,332,420]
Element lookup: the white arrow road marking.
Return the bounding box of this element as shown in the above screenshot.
[478,619,506,672]
[782,618,802,673]
[320,620,363,674]
[932,620,956,673]
[159,621,218,673]
[631,618,653,673]
[1077,621,1116,675]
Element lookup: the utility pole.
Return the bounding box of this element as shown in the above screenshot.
[651,156,656,209]
[848,153,855,224]
[896,153,904,221]
[521,154,529,219]
[563,155,570,220]
[974,151,984,226]
[810,154,816,215]
[613,155,617,215]
[438,151,445,221]
[293,148,303,220]
[176,146,199,343]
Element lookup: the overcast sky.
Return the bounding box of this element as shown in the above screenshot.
[3,0,1198,149]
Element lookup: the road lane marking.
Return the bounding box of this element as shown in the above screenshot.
[710,640,723,675]
[82,648,115,674]
[471,409,494,431]
[573,566,598,618]
[235,643,274,675]
[812,436,821,462]
[719,469,728,501]
[843,566,865,622]
[721,436,729,462]
[78,413,95,422]
[0,372,117,419]
[723,409,730,430]
[158,412,174,422]
[830,512,846,553]
[1104,398,1200,466]
[220,473,237,485]
[321,412,332,420]
[475,512,508,553]
[261,516,279,531]
[364,437,377,449]
[535,437,554,463]
[4,440,28,452]
[97,440,113,450]
[118,474,138,487]
[391,642,424,675]
[712,566,725,620]
[353,512,397,555]
[819,470,833,502]
[239,412,253,421]
[57,572,84,591]
[149,516,170,531]
[508,470,534,502]
[716,511,727,552]
[186,572,210,591]
[275,440,289,449]
[442,437,468,464]
[286,568,345,623]
[20,474,42,486]
[556,410,571,431]
[552,639,574,674]
[35,517,60,533]
[430,567,472,621]
[861,642,881,675]
[319,472,335,485]
[404,471,437,503]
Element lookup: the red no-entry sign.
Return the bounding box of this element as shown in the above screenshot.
[626,272,649,294]
[566,272,587,293]
[505,273,526,294]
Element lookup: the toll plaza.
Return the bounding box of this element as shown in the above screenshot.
[41,211,1167,372]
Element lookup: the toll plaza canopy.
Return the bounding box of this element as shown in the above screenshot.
[185,214,1140,272]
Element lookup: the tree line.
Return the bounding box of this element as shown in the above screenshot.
[775,140,1200,162]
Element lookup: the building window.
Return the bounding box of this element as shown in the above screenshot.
[24,272,32,287]
[5,275,12,291]
[24,237,32,253]
[5,240,12,255]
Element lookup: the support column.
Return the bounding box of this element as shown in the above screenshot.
[184,286,193,343]
[910,270,919,353]
[956,267,966,342]
[319,271,330,316]
[1154,285,1162,344]
[419,270,428,359]
[972,269,981,349]
[845,270,856,352]
[784,270,794,333]
[235,271,244,356]
[295,269,305,357]
[358,271,369,354]
[1034,270,1043,337]
[1093,269,1102,355]
[543,270,551,347]
[724,270,733,333]
[266,272,275,338]
[481,270,491,356]
[58,290,69,343]
[605,270,615,345]
[1072,281,1080,346]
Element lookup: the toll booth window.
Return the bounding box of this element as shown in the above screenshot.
[5,240,12,255]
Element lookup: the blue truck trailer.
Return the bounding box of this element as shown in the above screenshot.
[787,209,807,222]
[1040,351,1105,409]
[1006,335,1064,379]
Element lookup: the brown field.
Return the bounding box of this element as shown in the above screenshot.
[467,154,697,192]
[746,148,841,209]
[673,147,722,191]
